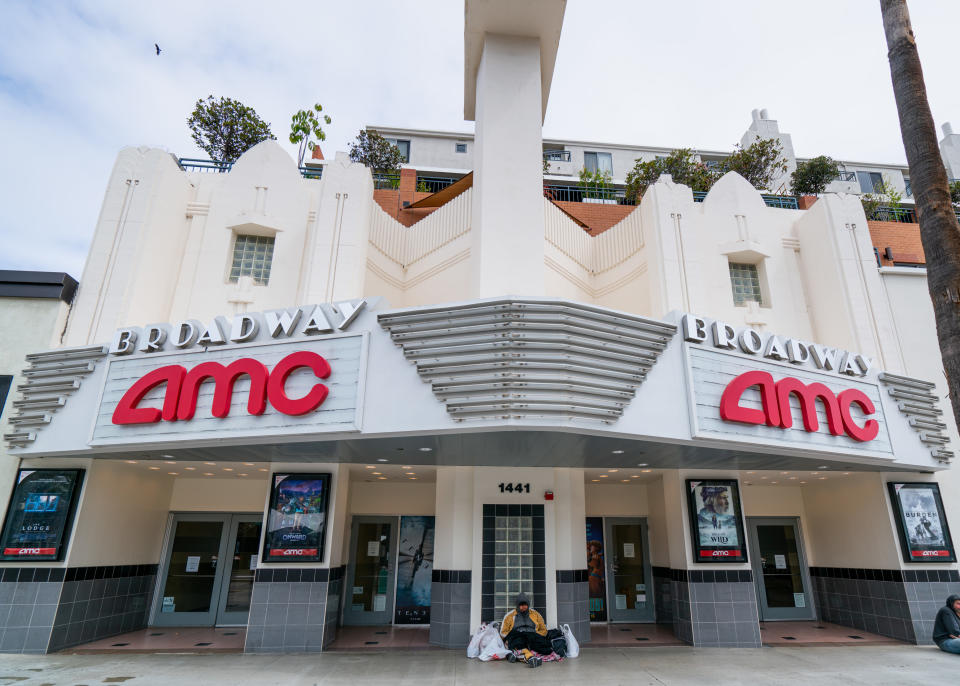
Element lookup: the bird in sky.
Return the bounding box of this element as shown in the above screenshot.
[155,43,161,55]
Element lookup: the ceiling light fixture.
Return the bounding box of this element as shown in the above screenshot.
[608,469,618,473]
[160,454,174,459]
[243,462,255,466]
[418,447,433,452]
[125,460,137,464]
[164,461,175,465]
[611,450,625,455]
[641,469,652,473]
[637,463,648,467]
[631,475,640,478]
[378,458,389,462]
[204,462,216,466]
[167,472,178,476]
[378,476,387,480]
[204,472,214,476]
[239,473,248,477]
[405,472,415,475]
[223,468,234,472]
[402,466,412,469]
[621,479,630,483]
[599,475,608,478]
[149,466,160,470]
[258,468,268,472]
[185,467,196,471]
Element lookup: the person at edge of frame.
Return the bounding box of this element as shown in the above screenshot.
[933,594,960,654]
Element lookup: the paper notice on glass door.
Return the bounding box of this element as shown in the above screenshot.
[185,556,200,573]
[774,554,787,569]
[793,593,806,608]
[623,542,635,558]
[374,594,387,612]
[615,594,627,610]
[367,541,380,557]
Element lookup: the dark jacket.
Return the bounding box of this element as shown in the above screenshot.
[932,595,960,646]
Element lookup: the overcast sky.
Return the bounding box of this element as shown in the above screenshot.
[2,0,960,278]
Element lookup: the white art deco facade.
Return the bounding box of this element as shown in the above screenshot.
[0,0,956,655]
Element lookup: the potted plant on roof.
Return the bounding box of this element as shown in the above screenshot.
[579,167,615,204]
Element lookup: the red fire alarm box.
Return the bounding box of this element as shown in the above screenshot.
[544,490,554,501]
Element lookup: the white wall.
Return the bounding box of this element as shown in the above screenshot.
[348,481,436,515]
[168,478,268,512]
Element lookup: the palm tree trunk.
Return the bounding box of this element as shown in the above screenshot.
[881,0,960,441]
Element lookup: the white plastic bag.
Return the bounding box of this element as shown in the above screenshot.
[466,624,485,658]
[477,624,511,661]
[561,623,580,658]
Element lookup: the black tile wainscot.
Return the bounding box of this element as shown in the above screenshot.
[430,569,471,648]
[0,565,157,654]
[811,566,960,644]
[555,569,589,643]
[244,566,344,653]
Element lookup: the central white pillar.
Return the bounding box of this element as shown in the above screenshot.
[470,34,546,297]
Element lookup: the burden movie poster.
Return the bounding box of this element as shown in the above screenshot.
[686,479,747,563]
[262,473,331,563]
[394,516,434,624]
[888,482,956,562]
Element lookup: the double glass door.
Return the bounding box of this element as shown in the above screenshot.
[153,513,262,626]
[343,516,399,625]
[604,518,654,622]
[747,518,814,621]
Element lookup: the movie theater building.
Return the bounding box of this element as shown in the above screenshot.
[1,0,958,656]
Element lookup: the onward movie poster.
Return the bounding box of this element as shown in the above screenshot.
[586,517,606,621]
[263,474,330,562]
[394,516,434,624]
[687,480,747,562]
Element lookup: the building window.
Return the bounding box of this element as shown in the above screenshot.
[481,504,545,623]
[584,151,613,175]
[729,262,763,306]
[857,171,883,194]
[904,177,912,197]
[455,142,467,153]
[0,375,11,421]
[229,234,275,285]
[385,138,411,163]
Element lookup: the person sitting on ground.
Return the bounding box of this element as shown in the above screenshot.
[499,593,551,666]
[933,594,960,654]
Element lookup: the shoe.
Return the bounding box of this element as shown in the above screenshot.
[507,652,518,663]
[528,656,542,668]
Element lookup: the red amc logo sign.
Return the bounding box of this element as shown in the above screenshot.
[719,371,879,442]
[112,351,331,425]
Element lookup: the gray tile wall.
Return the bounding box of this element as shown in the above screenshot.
[0,578,62,654]
[244,566,344,653]
[811,567,960,645]
[652,566,673,626]
[429,570,471,648]
[555,570,589,644]
[659,569,761,647]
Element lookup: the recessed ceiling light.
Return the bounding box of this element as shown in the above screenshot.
[631,475,640,478]
[818,466,828,469]
[243,462,255,466]
[161,454,174,459]
[372,472,382,475]
[204,462,216,466]
[771,481,778,484]
[405,472,415,475]
[608,469,618,473]
[621,479,629,483]
[365,465,375,469]
[747,471,755,474]
[167,472,178,476]
[402,466,412,469]
[185,467,196,471]
[259,468,268,472]
[204,472,214,476]
[239,473,248,477]
[818,477,827,480]
[591,479,600,482]
[599,475,608,478]
[378,458,389,462]
[409,477,418,480]
[378,476,387,480]
[781,472,789,475]
[789,476,797,480]
[418,447,433,452]
[843,472,851,475]
[800,481,807,484]
[223,468,234,472]
[125,460,137,464]
[612,450,625,455]
[149,466,160,470]
[641,469,651,473]
[165,461,175,465]
[637,463,648,467]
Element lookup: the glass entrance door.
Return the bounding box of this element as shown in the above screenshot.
[343,516,398,626]
[153,513,262,627]
[747,518,814,621]
[604,518,654,622]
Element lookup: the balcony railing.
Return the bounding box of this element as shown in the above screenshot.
[691,191,799,209]
[544,184,634,205]
[373,173,401,190]
[868,205,917,223]
[417,176,456,193]
[178,157,324,180]
[543,150,572,162]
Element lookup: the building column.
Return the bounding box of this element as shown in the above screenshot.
[551,468,589,643]
[470,34,546,297]
[430,466,474,648]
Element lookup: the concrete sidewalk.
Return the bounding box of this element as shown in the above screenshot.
[0,645,955,685]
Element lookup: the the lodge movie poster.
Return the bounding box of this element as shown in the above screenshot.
[262,473,330,562]
[0,469,84,561]
[585,517,606,621]
[686,479,747,563]
[888,482,956,562]
[394,516,434,624]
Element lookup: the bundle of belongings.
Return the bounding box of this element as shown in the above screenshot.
[466,594,579,667]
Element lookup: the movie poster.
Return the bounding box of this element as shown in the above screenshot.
[394,516,434,624]
[262,473,330,562]
[888,482,956,562]
[685,479,747,563]
[585,517,606,621]
[0,469,84,561]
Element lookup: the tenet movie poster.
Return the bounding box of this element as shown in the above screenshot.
[0,469,84,562]
[262,473,331,563]
[586,517,606,621]
[394,516,435,624]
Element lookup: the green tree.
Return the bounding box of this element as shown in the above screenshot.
[860,175,903,220]
[289,103,332,167]
[624,149,716,204]
[949,179,960,205]
[791,156,840,195]
[348,130,404,174]
[578,167,613,199]
[881,0,960,440]
[719,138,788,191]
[187,95,274,162]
